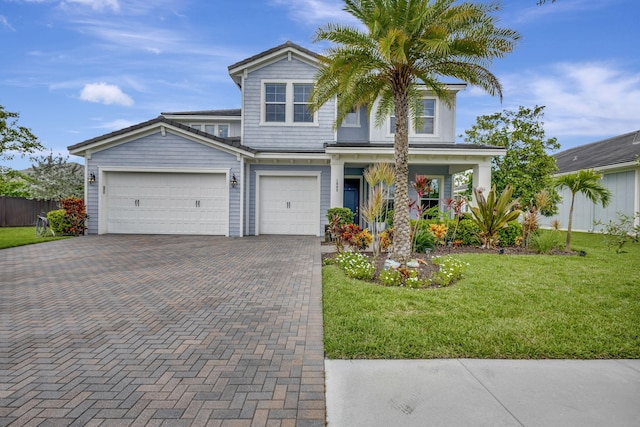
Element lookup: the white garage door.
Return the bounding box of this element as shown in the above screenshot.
[106,172,228,235]
[259,175,319,235]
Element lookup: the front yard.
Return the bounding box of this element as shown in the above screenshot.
[323,231,640,359]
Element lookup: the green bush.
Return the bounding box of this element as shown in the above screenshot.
[497,220,522,247]
[335,251,375,280]
[413,229,435,253]
[529,230,564,254]
[448,218,480,246]
[327,207,354,225]
[46,209,69,235]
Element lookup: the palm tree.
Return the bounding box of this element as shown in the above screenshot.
[554,169,612,251]
[310,0,519,262]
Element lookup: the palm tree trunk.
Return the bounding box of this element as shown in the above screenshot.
[566,193,575,251]
[391,72,411,263]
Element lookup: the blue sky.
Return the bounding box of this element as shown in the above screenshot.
[1,0,639,170]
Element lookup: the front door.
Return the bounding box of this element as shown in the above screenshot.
[343,178,360,225]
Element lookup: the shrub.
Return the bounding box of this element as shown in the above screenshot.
[46,209,69,235]
[594,211,640,254]
[529,230,563,254]
[327,207,354,226]
[497,220,523,247]
[379,268,401,286]
[342,224,372,251]
[335,251,375,280]
[413,229,435,253]
[450,219,480,246]
[60,197,87,236]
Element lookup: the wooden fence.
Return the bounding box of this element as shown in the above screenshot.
[0,196,59,227]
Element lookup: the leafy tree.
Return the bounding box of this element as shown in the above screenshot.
[310,0,519,262]
[0,105,43,161]
[468,184,522,248]
[554,169,611,252]
[462,105,560,214]
[28,153,84,200]
[0,167,32,197]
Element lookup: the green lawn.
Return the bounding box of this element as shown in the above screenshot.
[323,231,640,359]
[0,226,71,249]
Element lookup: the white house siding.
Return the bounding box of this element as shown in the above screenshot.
[241,57,335,150]
[86,131,242,236]
[368,96,457,144]
[247,164,330,236]
[544,169,637,232]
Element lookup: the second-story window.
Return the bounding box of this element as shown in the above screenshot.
[293,84,314,123]
[262,81,316,125]
[265,83,287,122]
[389,98,436,135]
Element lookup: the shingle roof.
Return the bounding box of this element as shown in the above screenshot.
[227,41,320,72]
[161,109,241,117]
[67,116,256,154]
[554,130,640,173]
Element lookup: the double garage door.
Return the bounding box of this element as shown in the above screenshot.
[105,172,228,235]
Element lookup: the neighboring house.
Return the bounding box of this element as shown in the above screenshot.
[68,41,505,236]
[543,130,640,232]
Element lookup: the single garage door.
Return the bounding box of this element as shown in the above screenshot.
[258,175,319,235]
[106,172,228,235]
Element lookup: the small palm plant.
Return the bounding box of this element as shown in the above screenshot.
[469,185,522,249]
[554,169,611,252]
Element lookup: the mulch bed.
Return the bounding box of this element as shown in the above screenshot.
[322,243,577,287]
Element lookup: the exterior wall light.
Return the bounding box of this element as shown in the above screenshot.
[230,174,238,188]
[88,173,96,185]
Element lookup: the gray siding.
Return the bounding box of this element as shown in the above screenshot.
[543,169,637,232]
[247,164,331,235]
[86,131,242,236]
[337,108,370,143]
[242,57,335,150]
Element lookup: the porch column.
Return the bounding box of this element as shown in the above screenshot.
[330,158,345,208]
[472,161,492,202]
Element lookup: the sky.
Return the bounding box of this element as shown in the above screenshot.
[1,0,639,170]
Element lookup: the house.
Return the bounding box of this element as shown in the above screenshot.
[67,41,505,236]
[543,130,640,232]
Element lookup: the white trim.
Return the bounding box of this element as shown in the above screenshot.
[260,80,319,126]
[255,170,322,236]
[98,167,231,236]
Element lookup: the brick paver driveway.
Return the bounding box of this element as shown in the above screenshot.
[0,235,325,427]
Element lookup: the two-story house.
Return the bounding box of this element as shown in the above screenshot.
[68,41,504,236]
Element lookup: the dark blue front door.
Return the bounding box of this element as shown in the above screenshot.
[343,179,360,225]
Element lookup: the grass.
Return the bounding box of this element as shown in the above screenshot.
[323,231,640,359]
[0,226,71,249]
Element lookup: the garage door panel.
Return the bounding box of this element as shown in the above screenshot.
[106,172,228,235]
[259,175,319,235]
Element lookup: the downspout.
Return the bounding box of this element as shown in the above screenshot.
[239,156,245,237]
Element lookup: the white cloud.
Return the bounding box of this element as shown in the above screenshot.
[0,15,15,31]
[270,0,359,26]
[80,82,134,106]
[499,62,640,138]
[62,0,119,12]
[94,118,138,130]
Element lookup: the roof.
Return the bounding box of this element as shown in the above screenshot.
[161,109,241,117]
[67,116,256,155]
[554,130,640,173]
[227,41,320,73]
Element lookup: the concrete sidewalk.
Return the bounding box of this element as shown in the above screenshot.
[326,359,640,427]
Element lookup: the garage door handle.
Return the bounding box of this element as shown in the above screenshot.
[134,199,140,207]
[195,200,200,208]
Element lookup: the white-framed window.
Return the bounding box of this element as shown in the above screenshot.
[342,107,361,127]
[191,124,230,138]
[261,80,317,125]
[389,98,437,135]
[418,176,443,211]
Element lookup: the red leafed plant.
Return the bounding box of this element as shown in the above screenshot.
[61,197,87,236]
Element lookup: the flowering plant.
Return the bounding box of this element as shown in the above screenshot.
[428,223,448,245]
[335,251,375,280]
[430,256,469,287]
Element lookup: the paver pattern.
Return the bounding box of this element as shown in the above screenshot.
[0,235,325,426]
